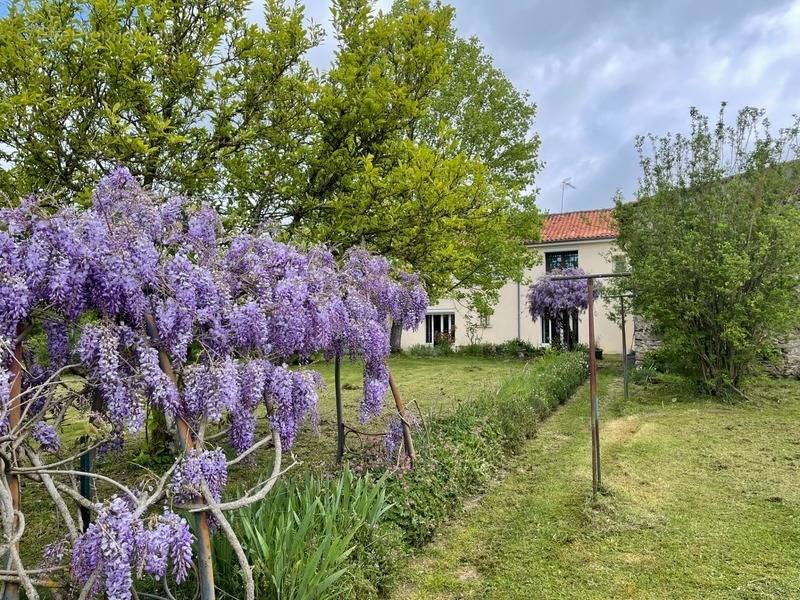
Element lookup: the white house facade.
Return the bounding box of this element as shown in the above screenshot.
[402,209,635,354]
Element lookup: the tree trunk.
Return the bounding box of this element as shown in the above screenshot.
[390,320,403,353]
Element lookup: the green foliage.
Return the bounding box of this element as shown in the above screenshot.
[616,105,800,395]
[0,0,540,319]
[385,351,588,546]
[213,469,399,600]
[459,339,546,359]
[405,344,445,357]
[0,0,318,202]
[233,0,542,308]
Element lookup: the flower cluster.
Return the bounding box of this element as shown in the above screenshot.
[335,248,428,422]
[170,449,229,506]
[527,267,600,320]
[384,417,405,463]
[31,421,60,454]
[71,497,194,600]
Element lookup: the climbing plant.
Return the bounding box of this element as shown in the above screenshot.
[0,168,426,599]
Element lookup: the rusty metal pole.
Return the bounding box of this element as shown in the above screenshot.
[587,278,600,497]
[144,314,215,600]
[334,355,345,463]
[388,371,415,466]
[621,297,628,403]
[2,329,24,600]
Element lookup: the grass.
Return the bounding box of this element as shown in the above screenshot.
[394,358,800,599]
[19,353,531,564]
[289,353,531,471]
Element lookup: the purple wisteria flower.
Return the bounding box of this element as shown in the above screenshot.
[527,267,599,320]
[32,421,60,454]
[0,166,430,596]
[71,496,193,600]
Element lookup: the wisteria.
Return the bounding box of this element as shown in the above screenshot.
[528,267,600,348]
[527,267,598,319]
[71,497,194,600]
[31,421,60,453]
[335,249,427,422]
[170,449,229,507]
[0,167,428,600]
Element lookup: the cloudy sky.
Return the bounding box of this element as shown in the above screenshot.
[261,0,800,213]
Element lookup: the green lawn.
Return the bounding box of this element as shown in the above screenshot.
[287,353,531,471]
[394,359,800,599]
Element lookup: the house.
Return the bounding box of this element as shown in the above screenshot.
[401,208,635,354]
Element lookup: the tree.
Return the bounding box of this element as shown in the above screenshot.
[0,0,318,202]
[616,105,800,395]
[230,0,542,349]
[527,267,599,351]
[0,0,541,351]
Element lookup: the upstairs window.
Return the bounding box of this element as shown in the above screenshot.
[545,250,578,272]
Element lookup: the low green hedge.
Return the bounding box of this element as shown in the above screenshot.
[385,350,588,546]
[458,339,546,359]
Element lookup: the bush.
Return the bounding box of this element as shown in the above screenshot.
[214,469,401,600]
[405,344,440,357]
[385,351,588,546]
[616,106,800,395]
[456,339,547,359]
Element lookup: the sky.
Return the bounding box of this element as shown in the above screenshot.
[258,0,800,214]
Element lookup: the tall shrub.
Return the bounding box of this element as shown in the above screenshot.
[616,105,800,394]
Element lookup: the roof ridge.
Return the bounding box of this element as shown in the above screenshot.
[544,207,615,217]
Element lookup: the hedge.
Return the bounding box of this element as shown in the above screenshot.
[385,350,589,546]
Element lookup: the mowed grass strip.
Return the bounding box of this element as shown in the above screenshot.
[395,359,800,599]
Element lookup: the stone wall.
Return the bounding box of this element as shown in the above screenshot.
[632,314,662,365]
[773,331,800,378]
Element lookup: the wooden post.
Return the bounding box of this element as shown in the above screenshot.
[144,315,215,600]
[388,371,415,466]
[334,355,345,463]
[2,330,24,600]
[587,278,601,497]
[620,297,629,403]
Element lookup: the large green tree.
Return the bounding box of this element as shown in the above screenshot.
[616,105,800,395]
[0,0,542,349]
[0,0,318,201]
[231,0,541,348]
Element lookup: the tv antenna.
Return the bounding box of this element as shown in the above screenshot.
[560,177,576,213]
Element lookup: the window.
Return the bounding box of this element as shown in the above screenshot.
[425,313,456,345]
[545,250,578,272]
[612,254,627,273]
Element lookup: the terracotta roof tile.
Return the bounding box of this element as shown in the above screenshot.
[539,209,617,243]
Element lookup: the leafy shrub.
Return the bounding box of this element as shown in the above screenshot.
[214,469,399,600]
[405,342,457,357]
[385,351,588,546]
[458,339,546,359]
[405,344,439,357]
